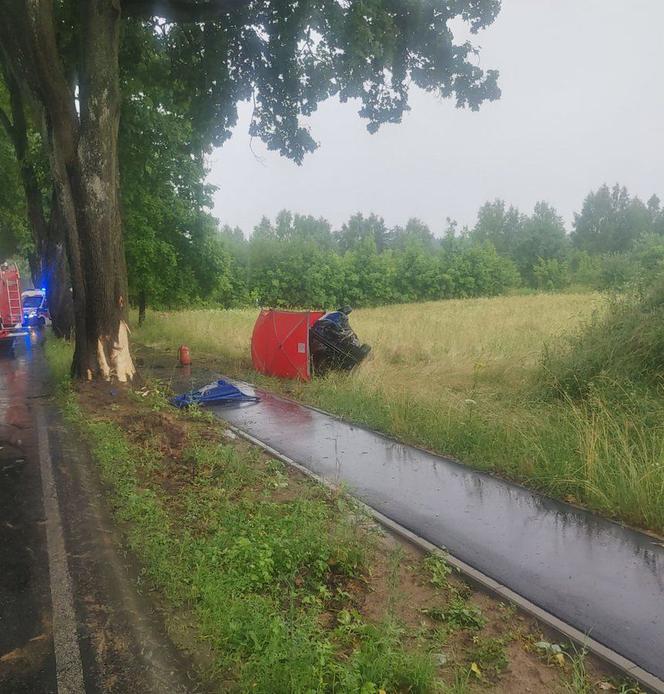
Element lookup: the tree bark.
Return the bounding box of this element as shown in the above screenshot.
[0,0,135,381]
[45,193,74,339]
[46,245,74,339]
[27,252,42,288]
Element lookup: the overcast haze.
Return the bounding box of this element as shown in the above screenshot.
[209,0,664,236]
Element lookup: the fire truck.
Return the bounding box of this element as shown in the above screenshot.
[0,262,23,350]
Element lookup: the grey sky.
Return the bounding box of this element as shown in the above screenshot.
[208,0,664,237]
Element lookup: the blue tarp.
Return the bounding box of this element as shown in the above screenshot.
[170,379,259,409]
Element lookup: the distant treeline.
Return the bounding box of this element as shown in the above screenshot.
[131,184,664,310]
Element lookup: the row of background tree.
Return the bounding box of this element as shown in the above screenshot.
[2,40,661,315]
[1,93,660,311]
[130,183,664,311]
[4,111,663,311]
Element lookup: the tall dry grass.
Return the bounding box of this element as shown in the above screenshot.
[135,307,255,370]
[135,293,601,395]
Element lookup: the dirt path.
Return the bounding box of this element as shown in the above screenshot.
[0,336,200,694]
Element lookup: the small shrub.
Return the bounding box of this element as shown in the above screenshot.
[442,596,486,631]
[533,257,570,292]
[423,554,453,589]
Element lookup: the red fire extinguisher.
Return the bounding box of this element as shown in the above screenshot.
[178,345,191,366]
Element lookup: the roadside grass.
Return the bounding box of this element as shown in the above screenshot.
[46,340,437,691]
[45,336,73,386]
[43,336,631,693]
[134,293,664,532]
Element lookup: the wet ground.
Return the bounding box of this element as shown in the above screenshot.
[0,336,200,693]
[191,379,664,685]
[0,337,55,693]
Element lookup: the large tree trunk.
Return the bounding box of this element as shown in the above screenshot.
[0,0,135,381]
[45,244,74,339]
[70,0,135,380]
[44,194,74,339]
[27,252,42,289]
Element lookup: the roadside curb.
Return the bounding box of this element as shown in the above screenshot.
[35,403,86,694]
[229,423,664,694]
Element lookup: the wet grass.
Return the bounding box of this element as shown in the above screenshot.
[43,337,644,694]
[133,294,664,533]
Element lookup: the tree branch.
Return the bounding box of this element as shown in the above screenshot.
[122,0,250,22]
[0,102,12,133]
[5,66,29,160]
[0,53,17,145]
[0,1,79,160]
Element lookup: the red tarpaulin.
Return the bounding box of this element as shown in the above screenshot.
[251,309,325,381]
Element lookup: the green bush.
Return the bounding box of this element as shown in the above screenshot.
[596,253,640,290]
[567,250,603,287]
[541,277,664,397]
[533,257,570,292]
[440,242,521,298]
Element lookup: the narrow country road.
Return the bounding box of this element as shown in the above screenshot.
[201,379,664,691]
[0,336,199,694]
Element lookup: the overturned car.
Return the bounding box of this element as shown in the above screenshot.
[309,307,371,374]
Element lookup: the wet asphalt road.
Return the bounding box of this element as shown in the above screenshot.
[206,381,664,684]
[0,337,199,693]
[0,335,56,693]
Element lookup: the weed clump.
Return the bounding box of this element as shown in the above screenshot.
[423,553,453,589]
[467,636,508,677]
[442,596,486,631]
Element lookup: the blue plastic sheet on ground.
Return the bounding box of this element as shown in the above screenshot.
[170,379,259,409]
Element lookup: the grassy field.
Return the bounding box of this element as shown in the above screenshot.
[134,293,664,533]
[46,338,625,693]
[135,293,601,402]
[136,294,597,386]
